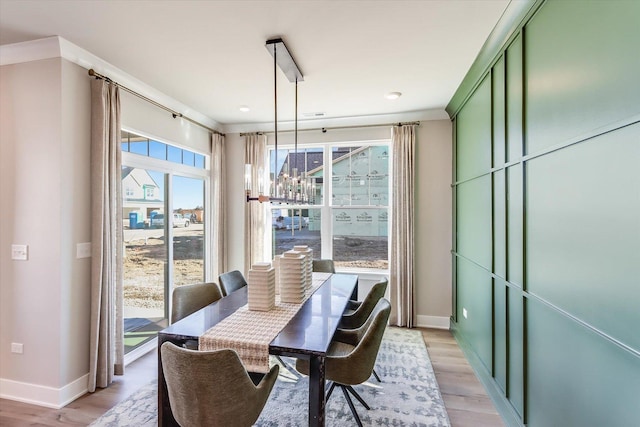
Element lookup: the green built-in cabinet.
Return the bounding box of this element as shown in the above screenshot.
[450,1,640,426]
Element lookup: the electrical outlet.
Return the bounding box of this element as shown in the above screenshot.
[463,308,468,319]
[11,343,23,354]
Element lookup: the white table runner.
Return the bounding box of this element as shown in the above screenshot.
[198,272,332,373]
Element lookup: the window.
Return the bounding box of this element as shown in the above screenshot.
[269,142,390,270]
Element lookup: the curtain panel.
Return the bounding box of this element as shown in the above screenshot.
[244,134,267,273]
[211,133,227,280]
[389,125,416,327]
[88,79,124,391]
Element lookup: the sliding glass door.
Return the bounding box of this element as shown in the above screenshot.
[121,130,209,356]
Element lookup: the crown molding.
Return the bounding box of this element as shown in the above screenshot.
[1,36,222,132]
[446,0,544,118]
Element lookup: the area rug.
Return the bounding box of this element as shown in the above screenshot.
[90,327,450,426]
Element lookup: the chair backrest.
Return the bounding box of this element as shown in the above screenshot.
[340,278,388,329]
[161,342,279,427]
[327,298,391,386]
[312,259,336,273]
[218,270,248,296]
[171,282,223,324]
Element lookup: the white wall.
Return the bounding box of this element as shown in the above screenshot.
[0,50,212,407]
[225,121,453,327]
[0,57,73,405]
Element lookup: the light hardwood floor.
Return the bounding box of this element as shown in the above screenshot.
[0,328,504,426]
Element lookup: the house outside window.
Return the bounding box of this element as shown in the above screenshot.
[269,141,390,271]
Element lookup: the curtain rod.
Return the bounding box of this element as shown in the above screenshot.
[87,69,224,137]
[240,121,419,136]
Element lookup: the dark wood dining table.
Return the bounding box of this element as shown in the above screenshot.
[157,273,358,427]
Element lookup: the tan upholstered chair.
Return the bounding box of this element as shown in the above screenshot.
[296,298,391,427]
[161,342,279,427]
[171,282,223,324]
[312,259,336,273]
[218,270,247,296]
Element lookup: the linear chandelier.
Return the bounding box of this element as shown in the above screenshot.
[245,38,316,204]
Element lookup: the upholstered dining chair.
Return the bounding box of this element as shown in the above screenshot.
[171,282,223,324]
[312,259,336,273]
[161,342,279,427]
[340,278,388,329]
[218,270,248,296]
[296,298,391,427]
[339,278,388,382]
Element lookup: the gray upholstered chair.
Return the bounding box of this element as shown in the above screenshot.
[296,298,391,427]
[340,278,388,329]
[312,259,336,273]
[218,270,247,296]
[171,282,223,324]
[339,278,388,382]
[161,342,279,427]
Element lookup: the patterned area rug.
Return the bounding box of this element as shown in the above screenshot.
[90,327,450,427]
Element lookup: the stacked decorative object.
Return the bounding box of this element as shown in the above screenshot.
[272,254,283,295]
[247,262,276,311]
[279,250,306,303]
[293,245,313,289]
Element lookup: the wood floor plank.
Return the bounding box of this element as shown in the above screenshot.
[0,328,504,426]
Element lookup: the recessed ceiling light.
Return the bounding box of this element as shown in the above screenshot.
[239,105,250,112]
[385,92,402,100]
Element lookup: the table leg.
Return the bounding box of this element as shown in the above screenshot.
[158,337,180,427]
[308,355,326,427]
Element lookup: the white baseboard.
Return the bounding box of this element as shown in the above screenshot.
[416,315,450,330]
[0,373,88,409]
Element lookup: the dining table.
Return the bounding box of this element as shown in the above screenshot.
[157,272,358,427]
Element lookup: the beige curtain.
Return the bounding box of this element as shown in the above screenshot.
[88,78,124,391]
[211,132,227,279]
[389,124,416,327]
[244,134,267,273]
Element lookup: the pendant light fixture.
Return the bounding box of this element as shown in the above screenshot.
[245,38,316,204]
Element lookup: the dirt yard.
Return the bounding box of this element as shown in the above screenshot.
[124,225,387,310]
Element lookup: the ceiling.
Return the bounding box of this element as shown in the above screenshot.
[0,0,510,131]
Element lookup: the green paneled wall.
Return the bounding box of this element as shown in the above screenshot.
[506,35,523,162]
[527,300,640,426]
[457,176,492,269]
[527,124,640,350]
[526,0,640,153]
[451,1,640,426]
[456,257,493,372]
[456,75,492,182]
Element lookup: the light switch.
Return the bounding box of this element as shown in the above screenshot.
[11,244,28,261]
[77,242,92,259]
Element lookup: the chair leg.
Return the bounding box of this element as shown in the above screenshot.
[345,385,370,410]
[372,368,381,382]
[326,381,337,400]
[275,355,300,377]
[339,385,363,427]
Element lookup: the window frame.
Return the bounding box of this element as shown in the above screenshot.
[266,139,391,274]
